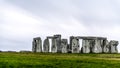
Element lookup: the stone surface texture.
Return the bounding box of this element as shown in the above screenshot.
[61,39,68,53]
[109,40,119,53]
[32,35,119,53]
[82,40,91,53]
[32,37,42,52]
[70,36,80,53]
[43,39,49,52]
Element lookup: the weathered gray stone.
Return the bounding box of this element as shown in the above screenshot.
[80,37,105,53]
[32,41,36,52]
[70,36,79,53]
[32,35,119,54]
[103,40,110,53]
[109,40,119,53]
[76,36,107,53]
[51,38,57,53]
[61,39,68,53]
[43,39,49,52]
[82,40,91,53]
[76,36,107,40]
[32,37,42,52]
[92,39,103,53]
[47,35,61,53]
[49,34,62,53]
[54,35,61,53]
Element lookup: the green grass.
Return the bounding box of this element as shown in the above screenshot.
[0,52,120,68]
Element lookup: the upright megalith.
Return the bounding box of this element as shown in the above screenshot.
[61,39,68,53]
[70,36,80,53]
[109,40,119,53]
[92,39,103,53]
[103,40,110,53]
[91,37,107,53]
[43,39,49,52]
[51,38,57,53]
[32,37,42,52]
[82,40,91,53]
[54,35,61,53]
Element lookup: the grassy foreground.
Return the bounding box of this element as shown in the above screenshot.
[0,53,120,68]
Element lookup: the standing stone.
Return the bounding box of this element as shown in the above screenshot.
[82,40,91,53]
[54,35,61,53]
[70,36,79,53]
[43,39,49,52]
[92,39,102,53]
[109,40,119,53]
[61,39,68,53]
[103,40,110,53]
[51,38,57,53]
[32,37,42,52]
[89,40,95,53]
[32,41,36,52]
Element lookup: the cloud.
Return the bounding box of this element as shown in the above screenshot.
[0,1,47,51]
[1,0,120,52]
[0,1,87,51]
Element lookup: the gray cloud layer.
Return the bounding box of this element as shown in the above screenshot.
[1,0,120,51]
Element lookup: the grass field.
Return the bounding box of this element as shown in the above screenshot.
[0,52,120,68]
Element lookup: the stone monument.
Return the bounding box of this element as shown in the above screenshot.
[32,35,119,54]
[109,40,119,53]
[43,39,49,52]
[61,39,68,53]
[103,40,110,53]
[70,36,80,53]
[32,37,42,52]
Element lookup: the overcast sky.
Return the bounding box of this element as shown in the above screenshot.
[1,0,120,52]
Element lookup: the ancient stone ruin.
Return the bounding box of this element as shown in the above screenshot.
[32,37,42,52]
[32,34,119,53]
